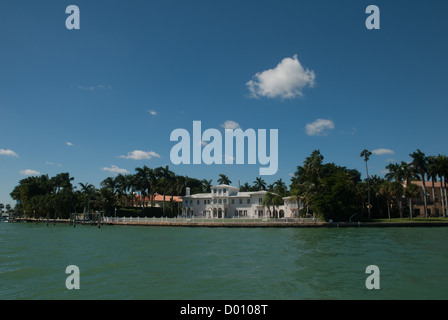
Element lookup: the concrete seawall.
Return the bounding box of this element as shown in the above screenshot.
[12,218,448,228]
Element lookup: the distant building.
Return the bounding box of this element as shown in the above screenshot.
[182,184,302,219]
[404,181,447,217]
[133,194,183,208]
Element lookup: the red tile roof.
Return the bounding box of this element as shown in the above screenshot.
[134,194,183,202]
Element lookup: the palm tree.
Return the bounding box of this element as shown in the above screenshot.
[288,188,302,218]
[175,175,187,216]
[385,162,406,218]
[385,163,402,182]
[114,174,127,206]
[303,150,324,182]
[360,149,373,219]
[217,174,231,185]
[436,155,448,217]
[400,162,418,220]
[79,182,96,223]
[410,149,429,217]
[201,179,213,193]
[101,176,117,193]
[272,194,284,218]
[378,181,392,220]
[253,177,266,191]
[95,187,117,219]
[262,192,275,219]
[240,182,251,192]
[135,166,153,208]
[295,181,316,217]
[390,181,404,219]
[274,178,287,196]
[404,183,420,220]
[155,165,175,215]
[427,156,439,216]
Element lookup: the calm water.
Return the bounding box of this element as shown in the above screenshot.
[1,222,447,300]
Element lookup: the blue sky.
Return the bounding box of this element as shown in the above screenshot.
[1,0,448,205]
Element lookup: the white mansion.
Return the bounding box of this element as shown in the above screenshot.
[182,184,301,219]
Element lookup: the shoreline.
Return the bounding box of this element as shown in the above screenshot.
[10,218,448,228]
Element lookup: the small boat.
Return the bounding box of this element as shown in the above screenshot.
[1,213,9,223]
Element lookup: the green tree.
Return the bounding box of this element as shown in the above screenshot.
[154,165,175,215]
[378,181,393,220]
[217,174,231,185]
[404,183,420,220]
[79,182,96,222]
[262,192,275,219]
[312,169,359,221]
[253,177,266,191]
[410,149,429,217]
[201,179,213,193]
[360,149,373,218]
[435,155,448,217]
[274,178,287,196]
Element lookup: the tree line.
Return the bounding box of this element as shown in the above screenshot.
[9,165,283,220]
[289,149,448,221]
[10,166,203,220]
[9,149,448,222]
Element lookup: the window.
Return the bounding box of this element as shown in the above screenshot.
[214,199,217,204]
[207,200,210,204]
[259,198,263,205]
[231,199,235,204]
[218,199,222,204]
[213,189,217,194]
[223,199,227,204]
[204,200,207,205]
[239,199,243,204]
[218,189,222,194]
[223,189,227,193]
[247,199,251,204]
[244,210,247,216]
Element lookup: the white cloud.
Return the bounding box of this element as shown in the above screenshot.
[46,161,62,167]
[247,54,316,99]
[102,165,130,175]
[148,110,157,116]
[0,149,18,157]
[372,148,395,155]
[20,169,40,176]
[119,150,161,160]
[73,84,111,91]
[305,119,335,136]
[66,142,74,147]
[220,120,240,130]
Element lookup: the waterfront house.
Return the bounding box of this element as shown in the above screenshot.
[404,181,447,217]
[182,184,302,219]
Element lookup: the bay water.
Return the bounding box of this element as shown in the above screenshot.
[1,222,447,300]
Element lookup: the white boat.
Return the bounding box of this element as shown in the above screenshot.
[1,213,9,223]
